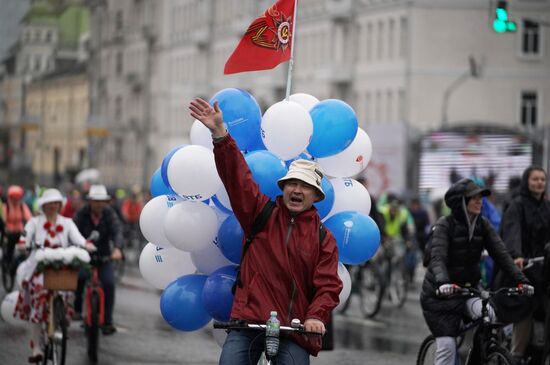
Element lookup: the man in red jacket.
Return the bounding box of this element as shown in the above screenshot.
[189,98,342,364]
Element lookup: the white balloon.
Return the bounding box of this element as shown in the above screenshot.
[139,195,179,247]
[1,291,25,326]
[334,263,351,312]
[324,178,372,220]
[167,145,222,200]
[190,239,234,275]
[138,243,196,289]
[213,184,233,213]
[288,93,320,111]
[163,201,218,252]
[261,100,313,161]
[190,120,213,151]
[316,128,373,178]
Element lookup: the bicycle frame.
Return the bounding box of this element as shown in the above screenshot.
[85,265,105,327]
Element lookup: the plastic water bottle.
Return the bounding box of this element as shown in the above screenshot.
[265,311,280,357]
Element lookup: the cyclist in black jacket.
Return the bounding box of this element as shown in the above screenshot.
[73,184,124,335]
[420,178,532,365]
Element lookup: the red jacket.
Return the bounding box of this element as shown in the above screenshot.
[214,135,342,356]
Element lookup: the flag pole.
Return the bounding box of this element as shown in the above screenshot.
[285,0,298,100]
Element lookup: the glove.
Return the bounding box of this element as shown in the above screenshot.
[518,283,535,296]
[438,284,459,296]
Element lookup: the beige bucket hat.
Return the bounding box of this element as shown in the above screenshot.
[277,159,325,200]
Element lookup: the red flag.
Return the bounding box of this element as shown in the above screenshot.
[224,0,295,75]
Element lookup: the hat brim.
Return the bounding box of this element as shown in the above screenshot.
[277,177,325,201]
[38,197,65,209]
[465,187,491,198]
[87,195,111,201]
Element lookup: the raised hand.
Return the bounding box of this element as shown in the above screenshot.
[189,98,226,138]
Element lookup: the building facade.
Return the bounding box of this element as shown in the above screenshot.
[89,0,550,193]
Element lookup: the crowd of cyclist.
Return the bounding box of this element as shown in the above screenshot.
[0,182,148,363]
[355,166,550,365]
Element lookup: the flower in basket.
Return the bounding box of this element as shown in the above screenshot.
[35,247,91,273]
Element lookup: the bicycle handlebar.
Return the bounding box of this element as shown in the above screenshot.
[213,319,323,337]
[437,286,531,299]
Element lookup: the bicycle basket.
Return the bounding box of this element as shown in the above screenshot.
[43,267,79,291]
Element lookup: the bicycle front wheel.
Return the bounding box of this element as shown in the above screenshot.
[86,291,100,363]
[358,263,385,318]
[484,344,514,365]
[416,335,436,365]
[45,296,67,365]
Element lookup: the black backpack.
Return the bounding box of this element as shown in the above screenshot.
[422,216,454,267]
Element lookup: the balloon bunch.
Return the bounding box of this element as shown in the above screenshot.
[141,88,380,333]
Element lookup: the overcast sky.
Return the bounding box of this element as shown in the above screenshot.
[0,0,30,60]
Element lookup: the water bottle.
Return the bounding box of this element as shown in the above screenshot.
[265,311,280,358]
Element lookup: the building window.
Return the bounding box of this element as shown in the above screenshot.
[522,20,541,56]
[115,10,123,31]
[377,21,384,60]
[388,18,395,59]
[366,22,373,62]
[115,96,123,123]
[520,91,537,127]
[115,51,123,76]
[399,17,408,59]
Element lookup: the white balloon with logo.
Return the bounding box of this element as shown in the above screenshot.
[138,243,197,289]
[1,291,25,326]
[316,128,373,178]
[166,145,222,200]
[324,178,372,220]
[334,263,352,312]
[190,120,214,151]
[139,195,180,248]
[163,201,218,252]
[261,100,313,161]
[288,93,320,111]
[190,239,234,275]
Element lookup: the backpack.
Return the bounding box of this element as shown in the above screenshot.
[422,215,454,267]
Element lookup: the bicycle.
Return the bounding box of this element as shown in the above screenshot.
[40,267,79,365]
[416,286,530,365]
[1,233,27,291]
[340,261,385,318]
[213,317,322,364]
[85,252,110,363]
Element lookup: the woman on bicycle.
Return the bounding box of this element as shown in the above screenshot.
[420,178,532,365]
[12,188,95,363]
[499,166,550,361]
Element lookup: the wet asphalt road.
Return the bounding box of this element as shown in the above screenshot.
[0,265,430,365]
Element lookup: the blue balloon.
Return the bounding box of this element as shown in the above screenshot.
[218,215,243,264]
[314,177,335,219]
[150,168,175,197]
[324,211,380,265]
[308,99,358,158]
[245,133,267,152]
[160,145,186,189]
[245,150,288,199]
[212,194,233,215]
[160,274,211,331]
[202,265,238,321]
[210,88,262,151]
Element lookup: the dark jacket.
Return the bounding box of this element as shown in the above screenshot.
[73,205,124,258]
[495,167,550,321]
[214,135,342,356]
[420,178,527,337]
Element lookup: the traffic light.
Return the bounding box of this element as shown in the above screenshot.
[493,0,517,33]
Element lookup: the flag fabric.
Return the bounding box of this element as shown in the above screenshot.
[224,0,295,75]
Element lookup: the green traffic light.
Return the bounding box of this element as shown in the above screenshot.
[493,19,507,33]
[496,8,508,21]
[507,21,517,32]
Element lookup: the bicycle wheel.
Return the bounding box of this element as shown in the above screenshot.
[51,296,67,365]
[358,263,385,318]
[484,344,514,365]
[1,258,14,292]
[416,335,436,365]
[86,291,100,363]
